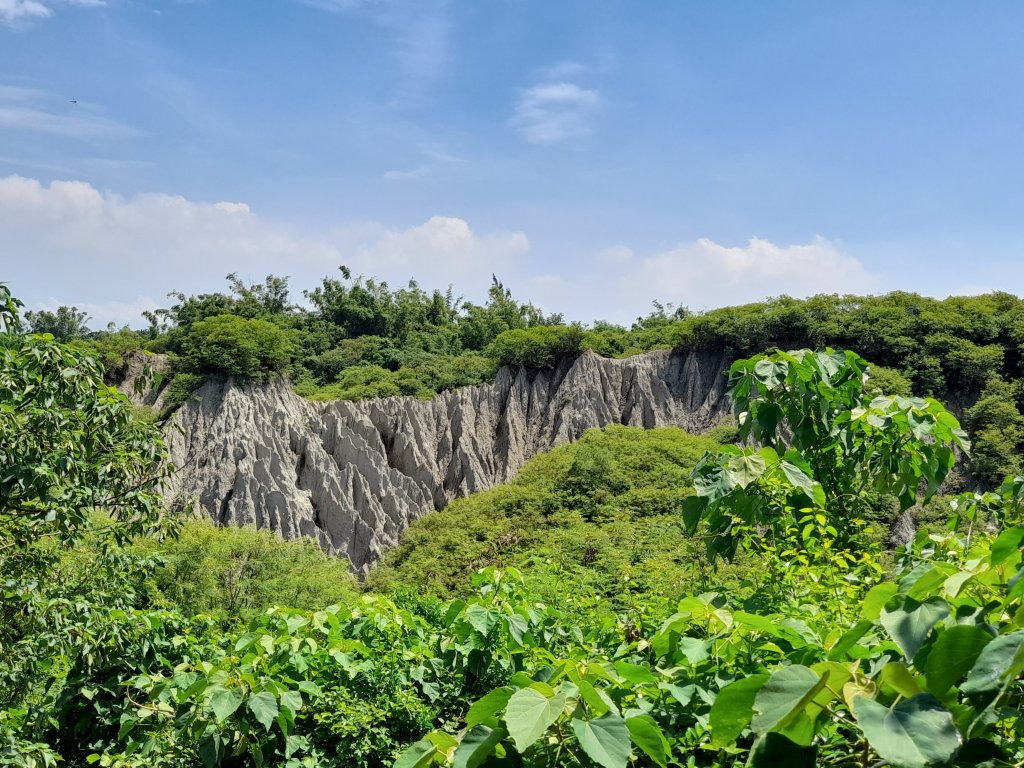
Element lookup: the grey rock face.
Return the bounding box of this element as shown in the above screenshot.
[163,348,731,570]
[118,351,172,410]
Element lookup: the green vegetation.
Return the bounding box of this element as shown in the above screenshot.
[36,271,1024,491]
[180,314,292,381]
[487,324,585,368]
[368,425,732,609]
[403,348,1024,768]
[3,280,1021,767]
[131,519,359,623]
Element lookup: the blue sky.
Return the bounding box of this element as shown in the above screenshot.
[1,1,1023,327]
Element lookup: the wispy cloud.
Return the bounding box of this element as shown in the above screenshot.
[381,145,465,181]
[0,86,137,141]
[511,81,601,144]
[0,0,103,25]
[298,0,451,89]
[0,0,51,23]
[382,166,429,181]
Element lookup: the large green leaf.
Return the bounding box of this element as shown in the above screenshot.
[625,715,670,768]
[861,582,899,621]
[852,694,960,768]
[880,596,950,660]
[394,738,437,768]
[961,630,1024,696]
[570,713,631,768]
[209,686,243,722]
[923,625,993,695]
[613,661,657,684]
[453,726,506,768]
[464,604,501,636]
[751,666,825,734]
[728,452,767,488]
[466,687,513,728]
[746,732,816,768]
[247,691,279,732]
[198,733,225,768]
[780,461,815,500]
[280,689,303,716]
[504,687,566,753]
[990,527,1024,566]
[827,620,873,660]
[709,674,770,745]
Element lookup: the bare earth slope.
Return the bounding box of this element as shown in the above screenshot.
[164,348,730,570]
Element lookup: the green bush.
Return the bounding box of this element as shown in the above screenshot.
[863,364,913,396]
[367,425,733,608]
[307,364,401,401]
[161,371,205,412]
[182,314,291,380]
[486,324,585,368]
[71,327,146,381]
[966,377,1024,486]
[132,519,359,622]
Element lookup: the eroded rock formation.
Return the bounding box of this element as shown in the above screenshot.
[163,348,732,570]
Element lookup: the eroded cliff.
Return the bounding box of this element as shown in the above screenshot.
[164,348,731,570]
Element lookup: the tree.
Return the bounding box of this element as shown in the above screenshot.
[181,314,292,380]
[684,349,970,559]
[24,305,91,341]
[0,283,173,712]
[225,272,293,317]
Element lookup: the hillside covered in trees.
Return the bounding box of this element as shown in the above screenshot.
[32,269,1024,490]
[3,280,1023,768]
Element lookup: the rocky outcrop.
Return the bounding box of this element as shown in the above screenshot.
[117,351,172,410]
[163,348,731,570]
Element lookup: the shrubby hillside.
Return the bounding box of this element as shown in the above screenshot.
[368,424,742,610]
[39,270,1024,490]
[3,281,1022,767]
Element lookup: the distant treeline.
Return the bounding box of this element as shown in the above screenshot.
[25,272,1024,486]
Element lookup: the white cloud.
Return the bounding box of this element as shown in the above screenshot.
[0,175,876,331]
[0,0,50,21]
[0,0,102,24]
[352,215,529,286]
[511,81,600,144]
[0,175,529,327]
[634,236,875,306]
[525,236,879,325]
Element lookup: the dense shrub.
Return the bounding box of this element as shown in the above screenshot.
[181,314,291,380]
[70,327,147,380]
[367,425,735,607]
[487,324,585,368]
[132,519,359,622]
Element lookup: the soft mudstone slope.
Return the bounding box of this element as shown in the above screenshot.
[164,348,730,570]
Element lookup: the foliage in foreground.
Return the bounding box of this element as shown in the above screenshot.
[402,350,1023,768]
[2,283,1023,768]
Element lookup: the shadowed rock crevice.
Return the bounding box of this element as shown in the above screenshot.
[163,347,731,571]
